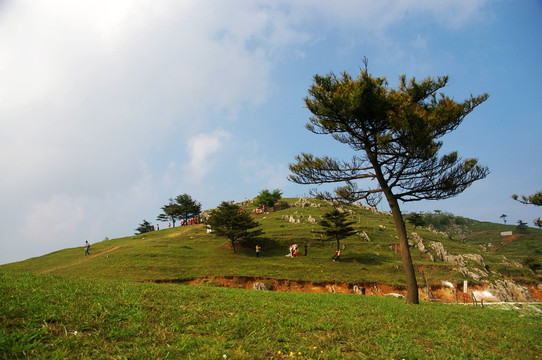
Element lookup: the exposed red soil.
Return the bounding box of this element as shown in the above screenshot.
[151,276,542,303]
[503,234,522,243]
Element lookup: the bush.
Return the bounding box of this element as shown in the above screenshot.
[523,257,541,272]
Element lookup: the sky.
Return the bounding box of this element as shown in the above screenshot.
[1,0,541,265]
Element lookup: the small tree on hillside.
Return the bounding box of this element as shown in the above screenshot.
[176,193,202,224]
[254,189,283,208]
[407,212,426,229]
[318,208,357,251]
[135,219,153,234]
[207,201,264,253]
[516,220,528,233]
[157,198,181,227]
[500,214,507,224]
[289,60,489,304]
[534,217,542,229]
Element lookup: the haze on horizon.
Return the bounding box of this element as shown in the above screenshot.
[1,0,540,265]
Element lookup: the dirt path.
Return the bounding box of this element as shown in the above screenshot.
[40,246,121,274]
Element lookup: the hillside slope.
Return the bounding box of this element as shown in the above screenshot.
[2,198,541,302]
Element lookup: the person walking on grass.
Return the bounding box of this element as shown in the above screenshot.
[332,248,341,262]
[255,244,261,257]
[84,241,90,256]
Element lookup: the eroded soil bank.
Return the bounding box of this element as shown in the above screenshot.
[149,276,542,303]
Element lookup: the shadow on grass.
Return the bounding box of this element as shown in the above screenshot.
[340,252,387,265]
[237,237,285,256]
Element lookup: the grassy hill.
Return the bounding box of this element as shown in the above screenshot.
[1,198,541,359]
[3,198,540,290]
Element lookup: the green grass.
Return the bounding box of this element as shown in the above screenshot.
[1,273,541,359]
[4,199,540,286]
[1,199,541,358]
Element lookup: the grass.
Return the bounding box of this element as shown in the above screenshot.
[4,199,540,287]
[1,199,541,358]
[1,272,541,359]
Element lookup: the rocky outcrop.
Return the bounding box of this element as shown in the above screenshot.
[500,255,524,269]
[463,254,487,268]
[458,267,488,282]
[486,280,535,302]
[293,197,322,208]
[252,282,273,291]
[294,197,311,207]
[385,293,405,299]
[410,232,428,253]
[429,242,467,266]
[359,231,371,242]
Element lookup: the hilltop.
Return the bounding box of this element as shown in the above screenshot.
[2,198,541,303]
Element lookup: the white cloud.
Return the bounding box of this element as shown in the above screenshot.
[0,0,501,264]
[183,130,231,183]
[21,194,85,244]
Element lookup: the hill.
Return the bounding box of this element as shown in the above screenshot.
[2,198,541,359]
[2,197,541,303]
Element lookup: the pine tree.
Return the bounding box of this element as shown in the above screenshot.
[207,201,263,253]
[289,60,489,304]
[318,208,357,251]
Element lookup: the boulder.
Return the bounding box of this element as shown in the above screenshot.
[252,282,272,291]
[385,293,405,299]
[359,231,371,242]
[410,232,428,253]
[487,280,535,302]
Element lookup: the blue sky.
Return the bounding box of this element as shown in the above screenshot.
[1,0,540,265]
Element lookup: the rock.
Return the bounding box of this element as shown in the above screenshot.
[411,232,428,253]
[385,293,404,299]
[295,197,311,207]
[429,242,467,266]
[487,280,535,302]
[359,231,371,242]
[463,253,487,268]
[252,282,272,291]
[353,285,366,295]
[458,267,490,282]
[472,290,499,302]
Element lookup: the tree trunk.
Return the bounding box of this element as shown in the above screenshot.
[369,155,420,304]
[386,194,420,304]
[231,239,237,253]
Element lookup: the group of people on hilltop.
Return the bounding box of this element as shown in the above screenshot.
[147,218,201,231]
[253,205,266,214]
[179,218,199,226]
[287,244,300,257]
[284,243,309,257]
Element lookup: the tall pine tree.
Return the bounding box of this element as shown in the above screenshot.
[318,208,357,251]
[289,60,489,304]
